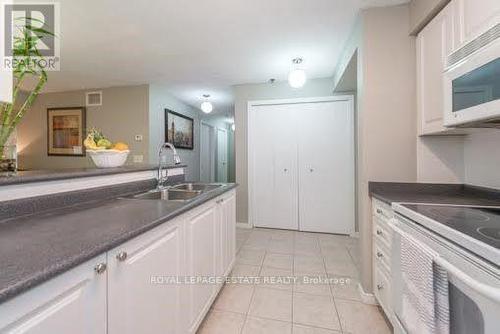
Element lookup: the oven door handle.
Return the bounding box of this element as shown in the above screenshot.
[435,257,500,303]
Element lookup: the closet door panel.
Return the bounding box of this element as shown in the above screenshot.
[297,100,355,234]
[251,104,298,230]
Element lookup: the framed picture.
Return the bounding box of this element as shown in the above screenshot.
[47,107,86,156]
[165,109,194,150]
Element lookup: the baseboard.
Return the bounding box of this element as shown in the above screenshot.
[350,231,360,238]
[236,222,253,229]
[357,282,378,305]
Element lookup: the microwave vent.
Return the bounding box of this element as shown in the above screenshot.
[455,118,500,129]
[448,23,500,67]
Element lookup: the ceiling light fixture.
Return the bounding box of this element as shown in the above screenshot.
[288,58,307,88]
[200,94,213,113]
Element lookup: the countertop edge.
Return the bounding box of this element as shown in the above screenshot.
[0,164,186,186]
[0,183,237,304]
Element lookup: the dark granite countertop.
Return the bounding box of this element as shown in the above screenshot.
[369,182,500,206]
[0,183,236,304]
[0,164,186,186]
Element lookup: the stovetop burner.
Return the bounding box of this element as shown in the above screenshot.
[477,227,500,241]
[401,204,500,250]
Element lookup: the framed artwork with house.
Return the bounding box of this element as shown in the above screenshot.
[47,107,86,156]
[165,109,194,150]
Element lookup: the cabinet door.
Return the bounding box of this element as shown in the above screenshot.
[250,104,299,230]
[417,2,455,135]
[297,100,355,234]
[107,221,184,334]
[455,0,500,45]
[185,203,217,333]
[0,255,106,334]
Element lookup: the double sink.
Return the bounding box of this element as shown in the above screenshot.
[128,183,224,202]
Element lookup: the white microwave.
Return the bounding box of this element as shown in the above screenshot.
[444,23,500,128]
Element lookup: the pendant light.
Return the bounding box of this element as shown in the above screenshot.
[200,94,213,113]
[288,58,307,88]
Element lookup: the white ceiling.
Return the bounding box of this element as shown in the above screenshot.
[38,0,409,114]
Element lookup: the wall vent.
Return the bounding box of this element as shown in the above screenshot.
[447,23,500,67]
[86,91,102,106]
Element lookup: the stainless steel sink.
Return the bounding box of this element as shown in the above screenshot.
[171,183,223,192]
[130,188,202,201]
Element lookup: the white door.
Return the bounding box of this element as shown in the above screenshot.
[250,103,299,230]
[200,123,215,182]
[185,204,217,333]
[107,221,184,334]
[0,255,107,334]
[216,128,228,182]
[297,100,354,234]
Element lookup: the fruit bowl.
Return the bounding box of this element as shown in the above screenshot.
[87,149,130,168]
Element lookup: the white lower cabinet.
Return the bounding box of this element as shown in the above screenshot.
[0,190,236,334]
[0,255,107,334]
[107,220,184,334]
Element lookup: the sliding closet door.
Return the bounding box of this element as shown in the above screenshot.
[297,100,354,234]
[251,104,298,230]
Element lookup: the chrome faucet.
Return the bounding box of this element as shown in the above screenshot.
[157,142,181,189]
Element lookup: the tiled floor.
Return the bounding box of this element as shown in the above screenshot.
[197,228,392,334]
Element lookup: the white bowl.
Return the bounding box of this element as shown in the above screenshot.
[87,149,130,168]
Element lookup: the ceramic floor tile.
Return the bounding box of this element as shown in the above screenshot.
[268,239,294,254]
[324,258,358,278]
[212,284,254,314]
[237,248,266,266]
[271,229,296,241]
[292,324,341,334]
[293,292,341,331]
[248,287,293,322]
[263,253,294,270]
[230,264,261,278]
[294,255,326,274]
[320,245,351,259]
[294,272,331,296]
[328,275,361,302]
[258,266,294,291]
[335,299,391,334]
[242,316,293,334]
[197,310,246,334]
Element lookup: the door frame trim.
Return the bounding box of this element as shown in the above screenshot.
[216,127,228,183]
[247,95,355,229]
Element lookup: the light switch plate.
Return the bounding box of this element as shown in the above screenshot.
[133,155,143,163]
[135,135,143,141]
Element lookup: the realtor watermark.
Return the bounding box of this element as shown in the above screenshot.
[1,2,60,71]
[150,275,353,286]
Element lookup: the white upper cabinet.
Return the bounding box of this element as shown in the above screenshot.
[0,70,12,103]
[455,0,500,46]
[417,2,458,135]
[0,255,107,334]
[107,221,184,334]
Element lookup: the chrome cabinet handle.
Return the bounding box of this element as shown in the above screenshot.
[376,209,383,214]
[116,251,128,262]
[376,229,383,236]
[376,251,383,258]
[377,283,384,290]
[309,168,314,172]
[94,263,107,274]
[283,168,288,172]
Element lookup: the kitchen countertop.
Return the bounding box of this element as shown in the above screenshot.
[0,164,186,186]
[369,182,500,206]
[0,183,236,304]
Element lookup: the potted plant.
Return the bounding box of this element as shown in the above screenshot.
[0,17,54,175]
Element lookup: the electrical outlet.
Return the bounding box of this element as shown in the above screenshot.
[135,135,143,142]
[133,155,143,163]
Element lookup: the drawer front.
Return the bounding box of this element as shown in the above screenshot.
[372,198,393,222]
[373,239,391,274]
[373,216,393,249]
[374,264,393,322]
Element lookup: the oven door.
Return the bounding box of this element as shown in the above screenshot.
[391,215,500,334]
[444,38,500,127]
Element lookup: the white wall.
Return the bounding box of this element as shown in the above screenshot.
[464,130,500,188]
[149,84,201,181]
[417,136,465,183]
[233,77,335,225]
